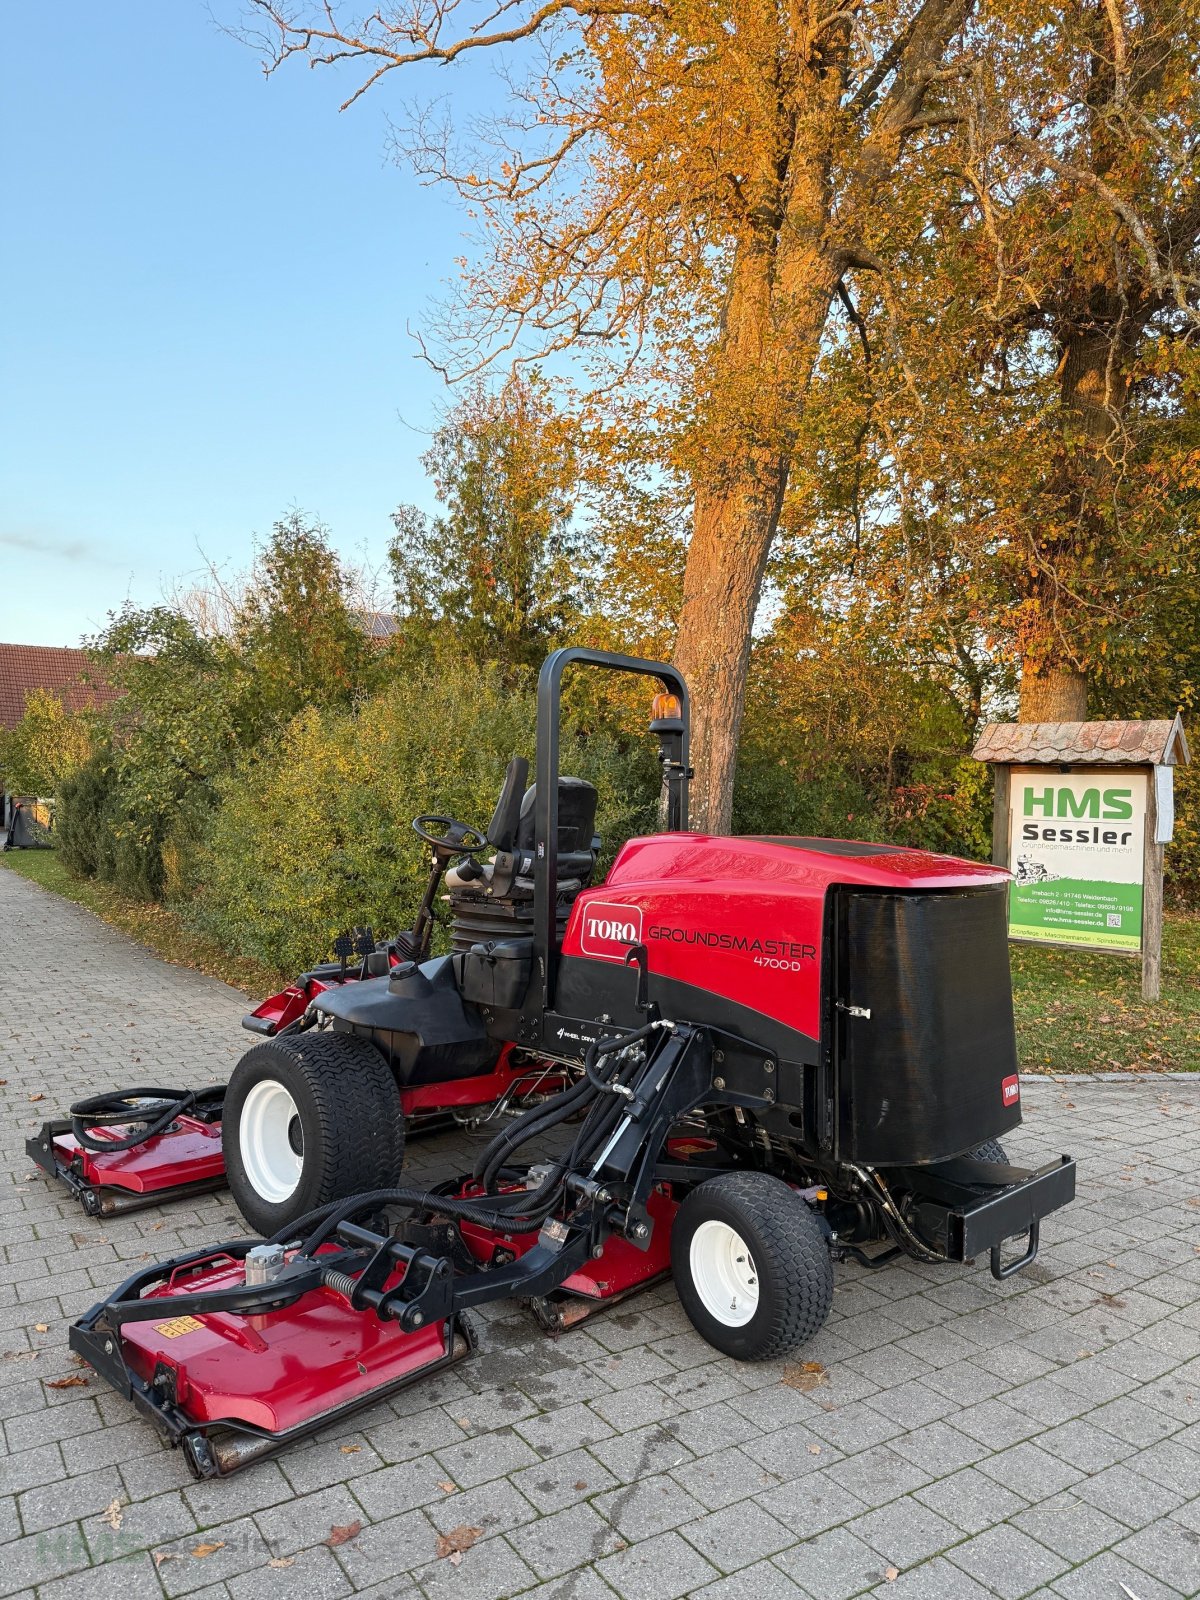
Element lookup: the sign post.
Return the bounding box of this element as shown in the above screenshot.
[973,718,1189,1003]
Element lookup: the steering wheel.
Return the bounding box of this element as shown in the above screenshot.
[412,814,489,854]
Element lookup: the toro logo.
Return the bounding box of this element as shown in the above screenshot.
[580,902,643,961]
[1002,1074,1020,1108]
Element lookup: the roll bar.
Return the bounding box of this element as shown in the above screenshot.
[532,648,690,1012]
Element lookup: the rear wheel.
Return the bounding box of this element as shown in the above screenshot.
[224,1031,404,1235]
[969,1139,1009,1163]
[671,1173,833,1361]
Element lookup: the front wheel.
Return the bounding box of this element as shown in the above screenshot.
[671,1173,834,1361]
[224,1031,404,1235]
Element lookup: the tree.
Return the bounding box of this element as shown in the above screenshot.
[237,511,378,724]
[0,689,98,797]
[770,0,1200,727]
[242,0,978,827]
[389,375,583,674]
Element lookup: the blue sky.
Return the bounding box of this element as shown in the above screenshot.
[1,3,490,645]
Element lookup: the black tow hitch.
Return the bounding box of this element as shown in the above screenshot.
[901,1155,1077,1281]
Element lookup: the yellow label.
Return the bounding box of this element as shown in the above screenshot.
[153,1315,203,1339]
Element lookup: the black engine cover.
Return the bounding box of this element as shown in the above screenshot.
[833,885,1021,1166]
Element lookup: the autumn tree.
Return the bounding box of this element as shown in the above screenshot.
[779,0,1200,726]
[241,0,982,827]
[390,374,584,673]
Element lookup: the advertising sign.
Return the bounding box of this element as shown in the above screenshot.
[1007,767,1146,952]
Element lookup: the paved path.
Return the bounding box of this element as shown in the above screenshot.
[1,864,1199,1600]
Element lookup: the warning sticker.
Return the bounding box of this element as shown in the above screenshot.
[153,1315,203,1338]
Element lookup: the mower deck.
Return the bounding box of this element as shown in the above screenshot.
[27,1087,227,1216]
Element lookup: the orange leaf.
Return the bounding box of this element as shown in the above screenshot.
[436,1525,483,1560]
[46,1375,89,1389]
[325,1522,363,1548]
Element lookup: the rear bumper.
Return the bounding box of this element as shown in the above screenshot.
[904,1154,1076,1279]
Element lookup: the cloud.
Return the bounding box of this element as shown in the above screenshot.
[0,528,118,565]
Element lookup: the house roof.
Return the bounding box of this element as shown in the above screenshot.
[0,644,121,732]
[972,714,1190,768]
[356,611,401,641]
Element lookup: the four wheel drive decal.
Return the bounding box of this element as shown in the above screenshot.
[580,902,644,961]
[1002,1074,1020,1107]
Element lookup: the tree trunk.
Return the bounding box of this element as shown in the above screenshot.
[673,165,841,832]
[1018,661,1088,722]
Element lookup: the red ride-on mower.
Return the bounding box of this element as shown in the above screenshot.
[70,648,1076,1479]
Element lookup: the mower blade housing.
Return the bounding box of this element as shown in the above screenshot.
[27,1112,227,1216]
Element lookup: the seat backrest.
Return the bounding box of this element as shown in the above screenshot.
[517,778,599,854]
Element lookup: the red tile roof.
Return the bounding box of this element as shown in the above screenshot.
[0,644,122,731]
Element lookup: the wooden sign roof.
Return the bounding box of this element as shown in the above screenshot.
[972,715,1190,767]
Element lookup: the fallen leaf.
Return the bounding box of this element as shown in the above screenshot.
[885,1566,899,1582]
[34,1323,49,1334]
[28,1093,44,1103]
[573,1480,588,1492]
[782,1360,827,1392]
[1188,1197,1200,1209]
[807,1443,822,1455]
[268,1556,295,1569]
[437,1480,456,1493]
[3,1349,38,1361]
[436,1525,483,1560]
[100,1498,123,1531]
[339,1445,360,1455]
[46,1375,89,1389]
[449,1552,464,1567]
[325,1522,363,1548]
[152,1551,179,1569]
[191,1541,226,1558]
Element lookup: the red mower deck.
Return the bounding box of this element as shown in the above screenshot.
[27,1087,227,1216]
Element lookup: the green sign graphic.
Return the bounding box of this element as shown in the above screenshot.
[1007,768,1146,953]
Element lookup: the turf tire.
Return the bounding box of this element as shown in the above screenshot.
[969,1139,1009,1163]
[671,1172,834,1361]
[224,1030,404,1236]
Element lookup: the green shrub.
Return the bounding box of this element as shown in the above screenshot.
[186,662,660,972]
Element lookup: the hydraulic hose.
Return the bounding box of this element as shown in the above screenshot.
[69,1088,199,1154]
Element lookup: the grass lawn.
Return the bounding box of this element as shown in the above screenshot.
[0,848,284,999]
[4,847,1196,1073]
[1012,909,1199,1071]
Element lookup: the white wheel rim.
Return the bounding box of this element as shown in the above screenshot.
[689,1219,760,1327]
[239,1079,304,1204]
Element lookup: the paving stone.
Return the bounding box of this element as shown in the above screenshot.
[84,1488,198,1561]
[946,1522,1070,1599]
[913,1466,1030,1536]
[679,1497,795,1571]
[670,1444,780,1511]
[1049,1548,1186,1600]
[1011,1489,1135,1564]
[975,1439,1085,1500]
[1110,1522,1200,1597]
[509,1500,623,1577]
[594,1528,719,1600]
[0,1522,91,1596]
[426,1476,541,1541]
[510,1446,618,1513]
[432,1424,541,1487]
[33,1553,168,1600]
[1075,1461,1187,1528]
[824,1443,931,1508]
[326,1506,435,1588]
[864,1553,1002,1600]
[517,1400,615,1458]
[155,1515,273,1596]
[413,1535,539,1600]
[228,1541,353,1600]
[691,1559,808,1600]
[854,1497,963,1568]
[774,1525,891,1599]
[252,1482,370,1558]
